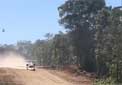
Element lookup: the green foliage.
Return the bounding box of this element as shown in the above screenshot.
[58,0,105,29]
[16,41,33,59]
[94,78,116,85]
[30,32,76,68]
[58,0,105,72]
[95,7,122,82]
[95,8,112,76]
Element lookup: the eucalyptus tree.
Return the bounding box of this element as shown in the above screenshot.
[58,0,105,72]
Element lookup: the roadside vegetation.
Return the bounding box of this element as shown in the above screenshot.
[0,0,122,84]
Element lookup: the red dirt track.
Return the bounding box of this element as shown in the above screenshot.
[0,68,92,85]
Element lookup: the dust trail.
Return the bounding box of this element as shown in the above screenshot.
[0,52,27,69]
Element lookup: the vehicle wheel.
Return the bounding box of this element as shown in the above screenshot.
[26,67,28,70]
[33,69,35,71]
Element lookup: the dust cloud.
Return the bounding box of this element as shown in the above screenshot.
[0,52,27,69]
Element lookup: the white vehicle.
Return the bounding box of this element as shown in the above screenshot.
[26,62,35,71]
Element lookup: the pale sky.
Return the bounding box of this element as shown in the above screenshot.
[0,0,120,44]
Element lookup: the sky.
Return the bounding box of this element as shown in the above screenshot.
[0,0,121,44]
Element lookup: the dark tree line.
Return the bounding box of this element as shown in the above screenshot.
[58,0,122,83]
[58,0,105,72]
[31,32,76,67]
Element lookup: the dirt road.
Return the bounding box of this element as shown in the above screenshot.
[0,68,74,85]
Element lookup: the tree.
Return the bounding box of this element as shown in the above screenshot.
[53,32,73,68]
[32,39,54,66]
[58,0,105,72]
[44,33,53,40]
[95,7,122,82]
[16,41,33,59]
[95,8,112,77]
[109,8,122,82]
